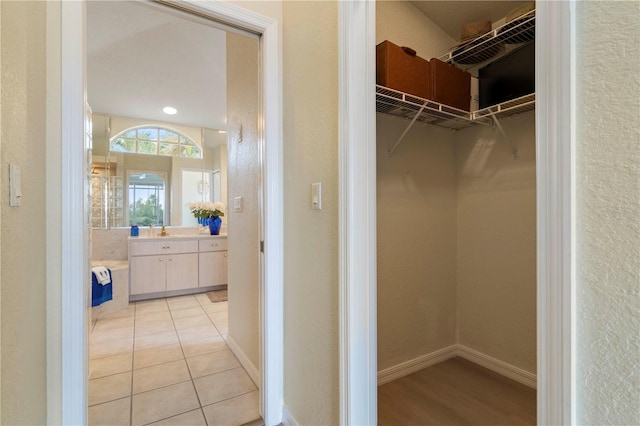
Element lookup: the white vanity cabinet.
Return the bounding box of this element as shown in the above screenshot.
[129,236,227,300]
[198,239,228,287]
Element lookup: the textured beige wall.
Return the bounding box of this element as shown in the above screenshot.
[376,0,458,371]
[282,1,339,424]
[0,1,48,423]
[377,115,458,370]
[455,112,536,373]
[226,32,261,371]
[576,2,640,424]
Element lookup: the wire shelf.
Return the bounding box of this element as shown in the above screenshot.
[439,9,535,69]
[473,93,536,121]
[376,85,535,131]
[376,85,484,131]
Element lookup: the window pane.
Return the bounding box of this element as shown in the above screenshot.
[159,143,180,157]
[137,128,158,141]
[128,172,165,226]
[181,146,202,158]
[123,130,137,139]
[138,140,157,155]
[159,129,179,142]
[111,138,136,152]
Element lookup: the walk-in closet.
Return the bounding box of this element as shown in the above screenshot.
[375,2,537,424]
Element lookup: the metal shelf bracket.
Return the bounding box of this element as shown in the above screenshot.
[489,112,519,160]
[387,103,426,157]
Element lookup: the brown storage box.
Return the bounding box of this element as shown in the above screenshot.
[430,58,471,111]
[377,40,430,99]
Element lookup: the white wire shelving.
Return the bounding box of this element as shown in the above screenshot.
[377,9,536,156]
[438,9,535,70]
[376,86,536,157]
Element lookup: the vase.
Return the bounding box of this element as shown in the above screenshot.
[208,216,222,235]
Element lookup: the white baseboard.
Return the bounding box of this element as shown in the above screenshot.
[456,344,537,389]
[225,333,260,388]
[281,405,299,426]
[377,345,457,386]
[377,344,537,389]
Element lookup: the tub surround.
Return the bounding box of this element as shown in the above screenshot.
[91,260,130,320]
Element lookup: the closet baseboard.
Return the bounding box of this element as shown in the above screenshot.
[377,345,458,386]
[456,345,537,389]
[377,344,537,389]
[281,405,300,426]
[226,333,261,388]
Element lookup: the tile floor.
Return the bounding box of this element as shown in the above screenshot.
[89,292,260,426]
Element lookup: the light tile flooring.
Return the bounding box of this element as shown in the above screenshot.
[89,292,260,426]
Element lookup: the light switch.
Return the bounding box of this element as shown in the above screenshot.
[9,163,22,207]
[234,196,243,212]
[311,182,322,210]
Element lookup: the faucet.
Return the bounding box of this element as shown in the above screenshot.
[159,226,168,237]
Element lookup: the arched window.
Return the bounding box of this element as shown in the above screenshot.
[110,126,202,158]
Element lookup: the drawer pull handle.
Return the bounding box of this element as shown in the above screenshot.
[211,243,218,247]
[159,257,163,261]
[224,253,228,257]
[162,246,170,249]
[169,257,173,261]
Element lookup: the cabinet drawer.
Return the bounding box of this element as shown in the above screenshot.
[130,240,198,256]
[198,239,228,252]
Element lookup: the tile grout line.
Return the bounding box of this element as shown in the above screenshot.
[130,300,138,426]
[166,295,209,425]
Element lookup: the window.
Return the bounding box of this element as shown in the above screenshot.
[110,126,202,158]
[128,171,166,226]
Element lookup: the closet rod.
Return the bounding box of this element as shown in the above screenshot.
[388,103,426,157]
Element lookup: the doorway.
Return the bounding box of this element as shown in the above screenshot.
[57,1,283,424]
[337,1,575,425]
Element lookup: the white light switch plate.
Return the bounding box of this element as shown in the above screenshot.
[9,163,22,207]
[234,196,243,212]
[311,182,322,210]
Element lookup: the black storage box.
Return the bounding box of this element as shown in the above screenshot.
[479,42,535,109]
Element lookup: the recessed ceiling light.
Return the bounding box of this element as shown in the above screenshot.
[163,106,177,115]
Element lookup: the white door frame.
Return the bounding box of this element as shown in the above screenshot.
[58,1,283,424]
[338,1,576,425]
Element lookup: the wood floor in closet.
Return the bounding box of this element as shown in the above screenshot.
[378,357,536,425]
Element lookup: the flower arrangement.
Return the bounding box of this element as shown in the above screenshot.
[189,201,226,220]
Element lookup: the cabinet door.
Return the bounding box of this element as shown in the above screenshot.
[130,255,166,295]
[198,251,228,287]
[166,253,199,292]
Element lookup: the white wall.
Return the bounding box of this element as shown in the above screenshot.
[1,1,48,423]
[575,2,640,424]
[226,31,261,373]
[455,112,536,373]
[282,1,339,423]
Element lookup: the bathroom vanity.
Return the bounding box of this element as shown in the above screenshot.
[129,234,227,301]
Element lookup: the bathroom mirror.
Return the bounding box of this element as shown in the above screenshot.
[90,113,227,229]
[87,0,230,230]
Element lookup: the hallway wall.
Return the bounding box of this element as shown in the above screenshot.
[575,1,640,424]
[0,1,48,423]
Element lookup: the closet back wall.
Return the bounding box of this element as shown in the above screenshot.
[376,1,458,371]
[455,112,537,374]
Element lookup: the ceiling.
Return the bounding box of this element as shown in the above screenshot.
[411,1,530,40]
[87,1,227,131]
